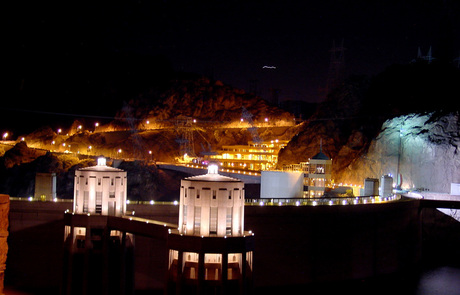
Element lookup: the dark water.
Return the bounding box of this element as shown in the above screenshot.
[415,266,460,295]
[252,265,460,295]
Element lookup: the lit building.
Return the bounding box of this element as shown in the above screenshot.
[73,157,127,216]
[166,164,254,294]
[304,150,332,198]
[63,157,134,295]
[207,140,288,172]
[281,149,333,198]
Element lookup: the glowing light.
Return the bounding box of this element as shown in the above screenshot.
[97,157,106,166]
[2,132,8,140]
[208,164,219,174]
[262,65,277,69]
[173,200,178,205]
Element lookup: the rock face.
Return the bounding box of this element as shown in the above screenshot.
[339,112,460,193]
[279,62,460,193]
[278,75,372,173]
[115,77,294,127]
[0,195,8,294]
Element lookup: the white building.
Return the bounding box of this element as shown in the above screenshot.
[260,170,304,199]
[178,164,245,237]
[380,175,394,197]
[167,164,254,294]
[73,157,127,216]
[364,178,379,196]
[64,157,133,295]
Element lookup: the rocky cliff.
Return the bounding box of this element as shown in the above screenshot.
[113,77,294,129]
[340,112,460,193]
[279,62,460,193]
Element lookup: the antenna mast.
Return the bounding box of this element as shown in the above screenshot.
[326,39,346,94]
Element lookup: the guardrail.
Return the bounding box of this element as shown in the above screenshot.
[11,195,401,206]
[245,195,401,206]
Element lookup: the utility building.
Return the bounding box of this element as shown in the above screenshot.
[34,172,56,201]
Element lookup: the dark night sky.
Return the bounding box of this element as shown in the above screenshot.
[3,0,460,135]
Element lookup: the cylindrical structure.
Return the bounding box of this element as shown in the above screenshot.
[179,165,245,237]
[168,165,254,294]
[73,157,127,216]
[364,178,379,196]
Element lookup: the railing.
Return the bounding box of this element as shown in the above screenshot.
[10,197,73,202]
[11,195,401,207]
[245,195,401,206]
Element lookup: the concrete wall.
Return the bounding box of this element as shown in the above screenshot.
[6,199,423,292]
[245,199,422,287]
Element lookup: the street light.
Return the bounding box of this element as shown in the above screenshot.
[2,132,8,140]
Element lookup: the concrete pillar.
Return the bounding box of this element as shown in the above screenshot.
[197,252,205,295]
[221,253,228,295]
[119,231,127,295]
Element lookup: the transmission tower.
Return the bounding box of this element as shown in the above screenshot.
[122,103,145,160]
[326,39,346,94]
[417,46,435,64]
[175,117,196,157]
[241,107,261,144]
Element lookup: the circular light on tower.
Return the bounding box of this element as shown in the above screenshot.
[97,157,107,166]
[208,163,219,174]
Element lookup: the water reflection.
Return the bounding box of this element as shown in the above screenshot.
[416,266,460,295]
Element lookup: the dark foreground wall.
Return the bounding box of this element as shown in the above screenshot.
[245,198,422,287]
[6,199,423,293]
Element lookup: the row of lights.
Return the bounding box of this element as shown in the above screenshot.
[185,164,260,176]
[253,195,400,207]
